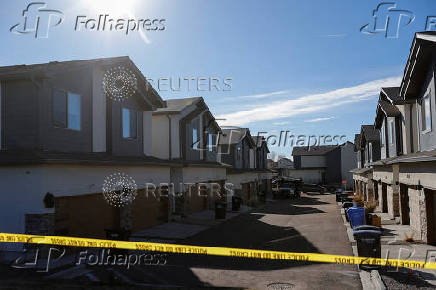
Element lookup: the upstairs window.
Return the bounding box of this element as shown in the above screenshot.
[389,120,394,144]
[368,142,373,162]
[381,121,386,146]
[53,90,81,131]
[422,93,432,132]
[192,128,198,149]
[208,133,213,152]
[122,108,137,139]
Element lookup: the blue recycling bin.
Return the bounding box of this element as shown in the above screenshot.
[347,207,365,228]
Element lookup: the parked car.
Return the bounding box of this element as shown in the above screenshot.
[273,177,303,199]
[302,183,326,194]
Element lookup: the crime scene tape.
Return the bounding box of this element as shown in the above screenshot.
[1,232,436,269]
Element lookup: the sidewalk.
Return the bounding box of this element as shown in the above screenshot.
[131,205,253,243]
[339,202,436,288]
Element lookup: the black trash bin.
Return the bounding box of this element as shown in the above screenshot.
[353,229,382,270]
[232,196,241,211]
[215,201,226,219]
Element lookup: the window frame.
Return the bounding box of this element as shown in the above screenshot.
[388,120,394,145]
[381,120,386,146]
[52,89,81,131]
[122,107,138,139]
[421,93,432,134]
[192,128,198,149]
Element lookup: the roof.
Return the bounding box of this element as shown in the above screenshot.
[361,125,379,142]
[219,128,255,147]
[252,136,264,147]
[154,97,202,114]
[0,56,164,107]
[400,32,436,99]
[381,87,402,103]
[379,149,436,165]
[292,145,338,156]
[354,134,361,151]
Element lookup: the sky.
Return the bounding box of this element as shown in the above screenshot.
[1,0,435,159]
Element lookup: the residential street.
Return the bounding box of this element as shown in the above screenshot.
[107,193,362,289]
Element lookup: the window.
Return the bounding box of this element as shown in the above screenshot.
[368,142,373,162]
[53,90,81,130]
[208,133,213,152]
[389,120,394,144]
[192,128,198,149]
[422,94,432,132]
[122,108,137,138]
[381,121,386,145]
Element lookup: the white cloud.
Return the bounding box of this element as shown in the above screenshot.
[272,121,290,125]
[224,90,289,100]
[216,76,401,126]
[304,117,335,123]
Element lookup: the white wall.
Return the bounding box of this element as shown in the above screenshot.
[182,167,226,183]
[301,155,326,168]
[0,165,171,235]
[143,111,152,155]
[152,115,169,159]
[92,67,106,152]
[285,169,324,184]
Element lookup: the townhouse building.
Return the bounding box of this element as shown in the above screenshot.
[289,143,355,190]
[0,57,179,242]
[352,32,436,244]
[352,125,381,202]
[151,97,228,218]
[218,128,272,205]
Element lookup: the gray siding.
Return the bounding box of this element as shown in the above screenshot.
[39,68,93,152]
[325,147,341,184]
[3,80,39,150]
[418,62,436,152]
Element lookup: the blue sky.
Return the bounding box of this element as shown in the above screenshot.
[1,0,435,159]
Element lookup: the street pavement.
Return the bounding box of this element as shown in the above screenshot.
[0,193,362,289]
[113,193,362,289]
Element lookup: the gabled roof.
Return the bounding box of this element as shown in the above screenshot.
[219,128,255,147]
[354,134,361,151]
[381,87,402,104]
[292,145,337,156]
[400,32,436,99]
[361,125,379,142]
[0,56,164,107]
[154,97,202,114]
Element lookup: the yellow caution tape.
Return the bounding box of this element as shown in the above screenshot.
[1,232,435,269]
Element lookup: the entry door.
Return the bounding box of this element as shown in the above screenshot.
[399,184,410,225]
[425,189,436,245]
[382,184,388,213]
